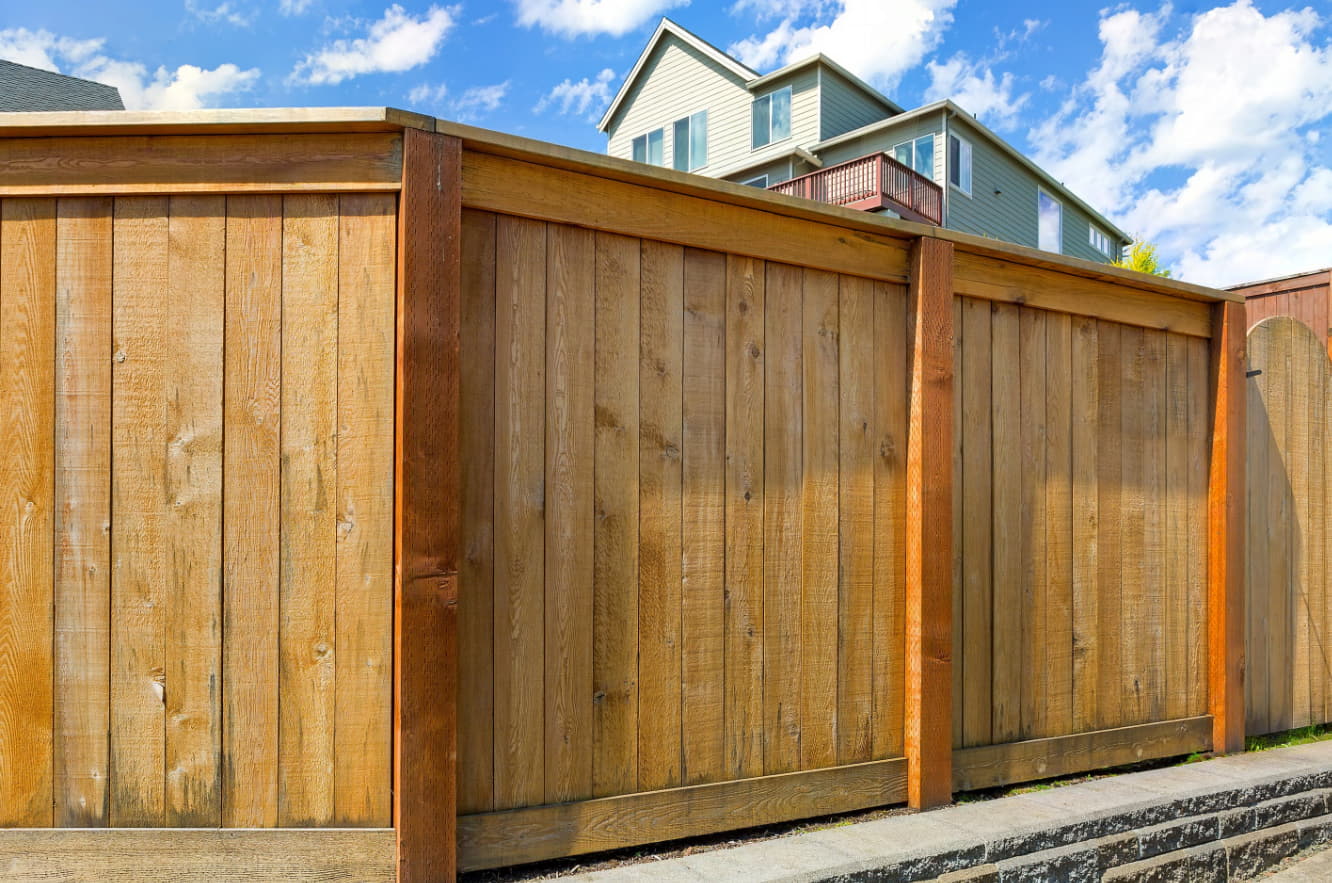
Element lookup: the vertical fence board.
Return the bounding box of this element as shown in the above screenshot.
[164,196,225,827]
[493,215,547,810]
[222,194,282,828]
[872,282,907,761]
[1018,308,1047,739]
[53,197,112,828]
[278,193,339,826]
[1187,337,1210,719]
[801,268,839,771]
[0,198,56,826]
[334,193,396,824]
[638,240,684,791]
[1246,326,1272,735]
[1165,335,1191,723]
[593,232,641,796]
[1312,337,1330,724]
[1289,319,1313,728]
[544,224,596,804]
[1268,320,1293,733]
[1044,313,1073,738]
[952,297,963,749]
[960,298,992,748]
[1210,301,1245,753]
[459,209,497,813]
[1071,317,1099,734]
[764,261,803,776]
[990,303,1022,744]
[1142,330,1168,724]
[1120,326,1147,726]
[837,275,875,765]
[1096,322,1124,730]
[110,196,169,827]
[681,248,726,786]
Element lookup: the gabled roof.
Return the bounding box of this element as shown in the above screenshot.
[748,54,902,115]
[812,99,1132,245]
[0,59,123,112]
[598,18,756,132]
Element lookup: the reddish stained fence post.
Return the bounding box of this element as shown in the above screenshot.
[905,235,955,810]
[1208,300,1245,755]
[395,126,461,880]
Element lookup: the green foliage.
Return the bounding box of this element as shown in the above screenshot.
[1114,239,1174,278]
[1246,724,1332,753]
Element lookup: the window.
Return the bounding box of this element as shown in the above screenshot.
[751,87,791,149]
[632,127,664,166]
[1089,225,1114,257]
[948,133,972,195]
[1038,190,1063,253]
[741,175,769,188]
[673,111,708,171]
[893,134,935,178]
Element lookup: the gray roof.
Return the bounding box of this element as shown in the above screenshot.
[0,59,124,112]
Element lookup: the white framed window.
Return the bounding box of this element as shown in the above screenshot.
[892,134,935,178]
[751,86,791,149]
[673,110,708,171]
[1038,189,1063,253]
[632,127,664,166]
[948,133,972,196]
[1089,225,1114,257]
[741,174,769,188]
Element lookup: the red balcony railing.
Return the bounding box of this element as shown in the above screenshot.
[768,151,943,225]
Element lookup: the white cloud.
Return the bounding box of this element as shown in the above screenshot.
[925,53,1027,129]
[408,81,448,105]
[450,81,509,120]
[280,0,313,14]
[1032,0,1332,286]
[0,26,257,110]
[514,0,687,38]
[535,67,615,120]
[290,4,456,85]
[185,0,254,27]
[729,0,957,89]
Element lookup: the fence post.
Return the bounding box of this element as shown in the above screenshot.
[905,235,955,809]
[395,126,462,881]
[1208,300,1245,754]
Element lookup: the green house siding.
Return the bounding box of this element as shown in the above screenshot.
[819,117,945,187]
[819,69,890,141]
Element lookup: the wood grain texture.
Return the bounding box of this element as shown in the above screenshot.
[544,223,595,804]
[763,261,804,776]
[905,237,953,809]
[222,194,282,828]
[1186,337,1210,720]
[1245,323,1273,736]
[493,214,546,810]
[0,829,394,881]
[53,197,112,827]
[163,195,225,827]
[395,130,461,882]
[959,297,992,748]
[109,196,169,827]
[1210,301,1245,753]
[1071,317,1099,734]
[681,248,726,786]
[459,209,497,813]
[1165,334,1192,723]
[0,197,56,826]
[1095,321,1124,730]
[800,267,839,771]
[1141,329,1167,724]
[724,254,765,779]
[1120,326,1147,727]
[1044,312,1073,738]
[334,193,395,825]
[279,193,339,826]
[593,232,641,797]
[0,133,402,195]
[990,303,1022,744]
[458,757,908,871]
[638,239,684,791]
[1018,308,1047,739]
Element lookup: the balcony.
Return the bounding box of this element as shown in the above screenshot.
[768,152,943,226]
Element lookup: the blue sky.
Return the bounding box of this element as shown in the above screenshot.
[4,0,1331,285]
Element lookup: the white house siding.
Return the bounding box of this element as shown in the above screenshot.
[606,34,752,175]
[819,69,892,140]
[723,156,798,187]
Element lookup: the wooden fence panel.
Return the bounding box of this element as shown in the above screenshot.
[0,194,397,830]
[1245,316,1332,736]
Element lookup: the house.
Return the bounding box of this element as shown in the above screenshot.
[0,59,124,111]
[598,18,1130,264]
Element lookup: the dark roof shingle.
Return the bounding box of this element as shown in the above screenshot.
[0,59,124,111]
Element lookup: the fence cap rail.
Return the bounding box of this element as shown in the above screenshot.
[0,107,1241,306]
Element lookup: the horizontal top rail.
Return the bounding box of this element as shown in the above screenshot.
[0,106,1241,307]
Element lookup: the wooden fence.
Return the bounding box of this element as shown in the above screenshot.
[0,108,1250,879]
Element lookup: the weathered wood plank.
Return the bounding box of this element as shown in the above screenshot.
[1044,312,1073,739]
[222,195,282,828]
[764,261,804,776]
[544,223,595,804]
[109,196,169,827]
[0,197,56,826]
[1096,321,1124,730]
[960,297,992,748]
[1288,318,1314,728]
[278,193,339,826]
[1071,317,1099,734]
[638,239,684,791]
[1120,326,1147,727]
[681,247,726,786]
[1164,334,1192,723]
[1018,307,1047,739]
[53,196,112,827]
[990,303,1022,744]
[1141,330,1167,724]
[1186,337,1210,720]
[725,255,765,778]
[593,232,640,797]
[334,193,395,825]
[164,195,225,826]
